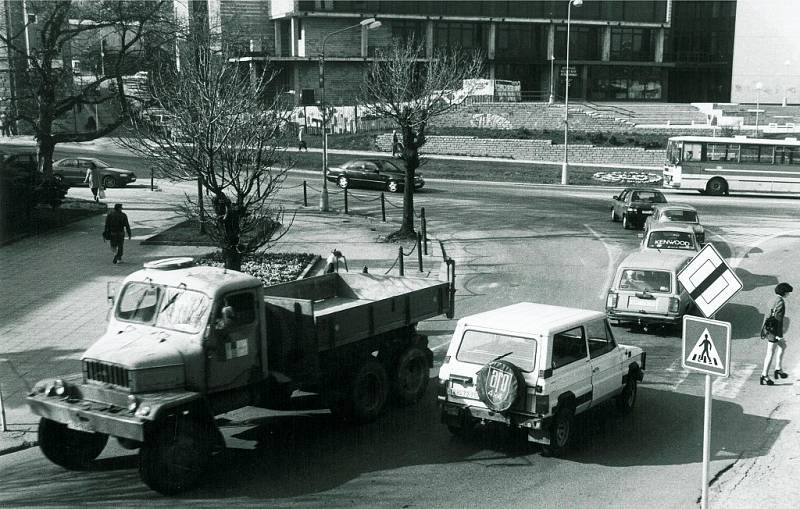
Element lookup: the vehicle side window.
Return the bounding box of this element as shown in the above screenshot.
[586,319,616,358]
[345,162,363,171]
[216,291,256,328]
[619,190,629,202]
[551,326,587,369]
[363,162,379,173]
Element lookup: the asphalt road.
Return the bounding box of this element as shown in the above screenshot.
[2,168,798,507]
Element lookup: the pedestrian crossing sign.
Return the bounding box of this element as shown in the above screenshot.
[682,316,731,377]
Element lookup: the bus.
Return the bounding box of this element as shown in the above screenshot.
[663,135,800,195]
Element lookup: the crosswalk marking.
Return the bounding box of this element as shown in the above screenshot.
[712,362,757,399]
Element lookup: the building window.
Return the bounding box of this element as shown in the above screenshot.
[27,13,37,24]
[391,19,425,45]
[610,28,655,62]
[589,66,664,100]
[554,26,602,60]
[434,22,486,51]
[496,23,547,60]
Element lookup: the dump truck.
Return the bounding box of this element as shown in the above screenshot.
[27,257,456,495]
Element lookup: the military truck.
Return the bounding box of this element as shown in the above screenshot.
[27,257,455,494]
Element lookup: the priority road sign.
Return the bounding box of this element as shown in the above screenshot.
[677,243,743,318]
[682,315,731,377]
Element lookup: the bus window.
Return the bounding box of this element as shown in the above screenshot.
[707,143,727,161]
[726,145,740,162]
[740,146,760,163]
[683,143,703,162]
[760,146,774,163]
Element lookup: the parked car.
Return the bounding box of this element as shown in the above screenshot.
[643,203,705,243]
[610,187,667,230]
[640,223,702,254]
[606,250,696,329]
[438,302,645,456]
[52,157,136,188]
[326,159,424,193]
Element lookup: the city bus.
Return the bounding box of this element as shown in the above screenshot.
[663,135,800,195]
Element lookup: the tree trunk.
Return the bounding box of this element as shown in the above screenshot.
[36,136,56,178]
[222,245,242,272]
[397,127,417,237]
[197,175,206,234]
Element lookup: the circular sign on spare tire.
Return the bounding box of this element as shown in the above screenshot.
[476,360,524,412]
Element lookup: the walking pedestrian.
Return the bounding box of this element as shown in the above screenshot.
[104,203,132,264]
[760,282,793,385]
[298,125,308,152]
[84,164,101,201]
[0,112,7,137]
[324,249,347,273]
[392,130,399,157]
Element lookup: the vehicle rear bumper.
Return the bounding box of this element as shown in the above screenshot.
[607,310,682,325]
[440,401,549,431]
[27,394,145,441]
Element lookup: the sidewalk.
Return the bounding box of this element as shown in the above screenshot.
[0,178,449,456]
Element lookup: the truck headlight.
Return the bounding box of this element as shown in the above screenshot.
[127,395,139,412]
[47,379,67,397]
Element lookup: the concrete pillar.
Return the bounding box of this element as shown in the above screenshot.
[274,20,282,56]
[361,24,368,57]
[547,23,555,59]
[655,27,665,63]
[602,25,611,61]
[426,20,434,58]
[488,22,496,60]
[290,18,298,57]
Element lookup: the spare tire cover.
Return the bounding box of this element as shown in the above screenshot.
[476,359,524,412]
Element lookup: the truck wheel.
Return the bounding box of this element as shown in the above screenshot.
[38,418,109,470]
[393,346,430,406]
[616,375,638,415]
[139,417,211,495]
[337,358,389,424]
[541,405,574,457]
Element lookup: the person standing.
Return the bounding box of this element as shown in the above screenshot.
[104,203,132,264]
[84,165,101,201]
[0,112,7,137]
[392,130,399,157]
[760,282,793,385]
[298,125,308,151]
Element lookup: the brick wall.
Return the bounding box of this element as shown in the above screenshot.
[221,0,275,53]
[375,134,665,167]
[303,18,363,58]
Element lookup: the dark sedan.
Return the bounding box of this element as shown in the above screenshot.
[610,187,667,230]
[53,157,137,188]
[326,159,424,193]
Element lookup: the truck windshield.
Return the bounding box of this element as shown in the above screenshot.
[116,282,211,333]
[456,330,536,372]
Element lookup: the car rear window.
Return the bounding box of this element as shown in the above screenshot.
[631,191,666,203]
[647,231,695,250]
[663,210,697,222]
[456,330,537,372]
[618,269,672,293]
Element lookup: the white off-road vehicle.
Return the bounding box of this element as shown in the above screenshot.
[438,303,646,456]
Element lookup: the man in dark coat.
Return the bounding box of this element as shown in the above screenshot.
[104,203,132,264]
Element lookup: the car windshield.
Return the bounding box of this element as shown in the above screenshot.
[379,160,404,173]
[663,210,698,222]
[456,330,537,372]
[619,269,672,293]
[647,231,696,250]
[116,282,211,333]
[630,191,666,203]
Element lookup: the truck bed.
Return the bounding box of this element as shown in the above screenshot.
[262,273,450,371]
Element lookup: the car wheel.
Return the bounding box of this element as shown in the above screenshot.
[337,176,349,189]
[542,404,574,457]
[53,174,64,184]
[610,208,618,222]
[102,175,117,188]
[622,213,631,230]
[387,181,400,193]
[705,177,727,196]
[615,375,638,414]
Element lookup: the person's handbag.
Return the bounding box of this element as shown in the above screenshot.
[98,187,106,199]
[102,229,110,241]
[761,308,779,342]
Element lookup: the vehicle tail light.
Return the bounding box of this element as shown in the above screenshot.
[437,379,448,401]
[606,292,618,309]
[669,297,680,313]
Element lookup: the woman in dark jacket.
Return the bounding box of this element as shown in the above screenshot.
[760,282,792,385]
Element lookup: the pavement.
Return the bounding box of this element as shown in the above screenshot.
[1,135,800,506]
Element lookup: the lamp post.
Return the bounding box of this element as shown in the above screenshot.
[783,60,790,107]
[548,52,555,104]
[318,17,382,212]
[755,81,763,138]
[562,0,582,186]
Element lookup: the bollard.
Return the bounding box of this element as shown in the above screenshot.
[303,181,308,207]
[381,193,386,222]
[362,265,369,273]
[421,209,428,255]
[0,359,7,432]
[150,168,154,191]
[398,247,404,276]
[344,188,349,214]
[417,232,423,272]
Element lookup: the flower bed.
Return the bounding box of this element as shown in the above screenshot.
[195,251,317,286]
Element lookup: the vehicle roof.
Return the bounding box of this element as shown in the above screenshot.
[619,250,694,270]
[124,264,261,296]
[621,187,662,193]
[647,222,696,233]
[457,302,605,336]
[669,135,800,146]
[653,203,697,212]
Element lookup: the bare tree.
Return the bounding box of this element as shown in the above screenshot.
[0,0,170,177]
[121,27,292,272]
[361,38,483,238]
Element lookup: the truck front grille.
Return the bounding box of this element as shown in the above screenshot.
[84,360,130,388]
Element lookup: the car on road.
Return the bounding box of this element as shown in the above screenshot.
[610,187,668,230]
[640,223,702,254]
[643,203,705,243]
[326,158,424,193]
[52,157,137,188]
[606,251,695,329]
[438,302,645,457]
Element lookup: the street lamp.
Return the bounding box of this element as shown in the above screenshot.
[783,60,791,107]
[562,0,582,186]
[318,17,382,212]
[755,81,763,138]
